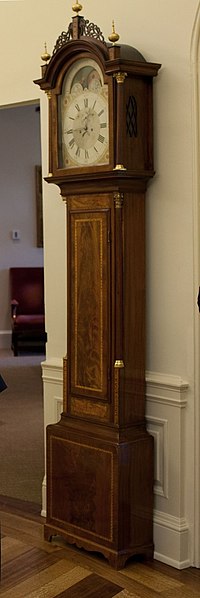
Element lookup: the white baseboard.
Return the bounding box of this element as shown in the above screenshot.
[146,371,190,568]
[153,510,190,569]
[154,552,190,570]
[41,358,63,516]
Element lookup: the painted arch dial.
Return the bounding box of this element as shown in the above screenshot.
[59,58,109,168]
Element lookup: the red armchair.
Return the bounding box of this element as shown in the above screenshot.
[10,267,47,356]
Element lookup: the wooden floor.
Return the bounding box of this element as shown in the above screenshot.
[0,497,200,597]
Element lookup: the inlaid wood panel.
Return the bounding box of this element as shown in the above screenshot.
[48,433,114,542]
[69,208,110,402]
[45,421,154,569]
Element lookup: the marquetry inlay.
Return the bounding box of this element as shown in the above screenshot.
[73,216,104,393]
[71,397,109,420]
[49,435,114,542]
[113,367,120,424]
[63,356,68,412]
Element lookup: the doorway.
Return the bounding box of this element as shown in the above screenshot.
[0,101,44,510]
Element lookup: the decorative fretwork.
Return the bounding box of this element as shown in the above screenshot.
[126,95,137,138]
[52,24,73,55]
[82,19,106,42]
[53,17,106,55]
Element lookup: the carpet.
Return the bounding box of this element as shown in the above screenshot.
[0,352,45,505]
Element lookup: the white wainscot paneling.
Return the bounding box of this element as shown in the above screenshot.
[146,371,189,569]
[42,357,64,425]
[146,415,168,499]
[41,357,63,517]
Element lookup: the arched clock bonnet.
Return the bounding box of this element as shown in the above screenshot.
[35,7,160,180]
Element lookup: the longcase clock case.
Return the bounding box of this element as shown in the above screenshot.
[35,10,160,569]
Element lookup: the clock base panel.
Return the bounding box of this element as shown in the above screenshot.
[44,419,154,569]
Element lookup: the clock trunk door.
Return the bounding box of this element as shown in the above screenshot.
[67,196,111,422]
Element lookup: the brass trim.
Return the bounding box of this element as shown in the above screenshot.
[48,172,53,177]
[41,42,51,63]
[113,72,127,84]
[72,0,82,14]
[114,193,124,209]
[114,359,125,368]
[113,164,127,171]
[108,20,120,44]
[45,90,52,100]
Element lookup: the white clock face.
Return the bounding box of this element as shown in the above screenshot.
[63,90,108,166]
[59,59,109,168]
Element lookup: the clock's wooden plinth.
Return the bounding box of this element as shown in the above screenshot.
[44,417,154,569]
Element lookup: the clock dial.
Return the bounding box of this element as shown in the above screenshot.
[59,59,109,168]
[63,90,108,166]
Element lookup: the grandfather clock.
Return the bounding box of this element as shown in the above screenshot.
[35,2,160,569]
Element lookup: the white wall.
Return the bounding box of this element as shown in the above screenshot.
[0,103,43,347]
[0,0,199,569]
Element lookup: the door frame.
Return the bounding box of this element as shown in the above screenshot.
[191,0,200,568]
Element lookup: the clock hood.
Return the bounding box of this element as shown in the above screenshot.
[108,43,146,63]
[34,12,161,92]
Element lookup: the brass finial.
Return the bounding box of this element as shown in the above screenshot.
[72,0,83,14]
[41,42,51,63]
[108,20,120,44]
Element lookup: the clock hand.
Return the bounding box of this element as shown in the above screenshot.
[73,123,87,132]
[73,115,88,132]
[81,111,96,137]
[80,114,90,137]
[82,124,89,137]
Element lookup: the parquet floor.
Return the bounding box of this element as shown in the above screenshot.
[0,497,200,597]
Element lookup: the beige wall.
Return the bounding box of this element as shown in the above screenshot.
[0,0,195,371]
[0,0,199,568]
